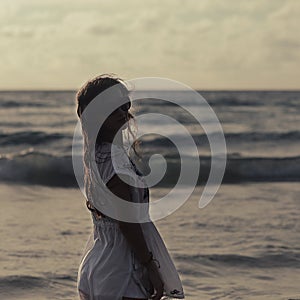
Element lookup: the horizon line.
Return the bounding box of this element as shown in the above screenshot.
[0,88,300,92]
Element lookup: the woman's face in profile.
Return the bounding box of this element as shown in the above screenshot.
[103,88,131,133]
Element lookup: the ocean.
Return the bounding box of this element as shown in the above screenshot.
[0,90,299,299]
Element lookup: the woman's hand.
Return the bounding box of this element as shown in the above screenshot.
[146,260,164,300]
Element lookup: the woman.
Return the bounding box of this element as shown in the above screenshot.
[76,74,184,300]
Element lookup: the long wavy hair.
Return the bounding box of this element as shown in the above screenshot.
[76,74,140,210]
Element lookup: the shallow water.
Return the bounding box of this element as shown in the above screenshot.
[0,182,299,299]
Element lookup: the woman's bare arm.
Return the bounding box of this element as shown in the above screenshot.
[106,174,164,299]
[106,174,152,263]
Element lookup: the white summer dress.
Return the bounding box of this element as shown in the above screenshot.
[77,142,185,300]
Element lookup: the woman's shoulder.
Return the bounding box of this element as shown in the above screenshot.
[95,142,129,163]
[95,142,112,162]
[94,142,133,180]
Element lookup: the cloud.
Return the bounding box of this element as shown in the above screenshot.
[0,0,299,89]
[1,26,35,38]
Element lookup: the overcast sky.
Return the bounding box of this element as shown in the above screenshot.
[0,0,299,90]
